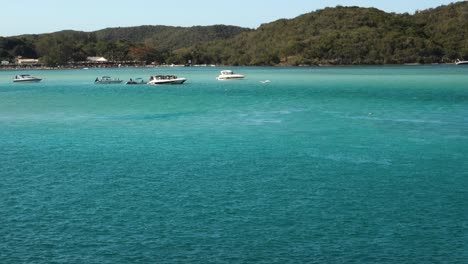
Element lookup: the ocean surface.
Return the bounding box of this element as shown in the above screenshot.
[0,66,467,263]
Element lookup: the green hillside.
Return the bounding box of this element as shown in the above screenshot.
[0,25,251,66]
[1,2,467,66]
[185,2,468,65]
[413,3,468,59]
[95,25,251,50]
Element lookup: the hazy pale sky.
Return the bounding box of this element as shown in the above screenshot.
[0,0,460,36]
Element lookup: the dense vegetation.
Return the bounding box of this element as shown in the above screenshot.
[191,2,468,65]
[1,2,467,66]
[0,25,251,66]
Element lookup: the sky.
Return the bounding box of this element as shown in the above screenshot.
[0,0,461,37]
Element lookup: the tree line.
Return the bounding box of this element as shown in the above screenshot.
[1,2,467,66]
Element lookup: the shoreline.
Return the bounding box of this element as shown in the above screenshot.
[0,63,460,71]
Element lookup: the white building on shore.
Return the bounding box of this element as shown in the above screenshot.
[16,57,39,65]
[86,57,108,62]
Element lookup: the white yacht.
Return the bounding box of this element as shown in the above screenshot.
[94,76,123,84]
[13,74,42,82]
[216,70,245,80]
[455,59,468,65]
[147,75,187,85]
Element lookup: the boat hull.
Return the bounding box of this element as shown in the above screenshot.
[95,80,123,84]
[13,78,42,82]
[217,76,244,80]
[148,78,187,85]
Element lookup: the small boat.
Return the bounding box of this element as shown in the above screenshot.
[94,76,123,84]
[455,59,468,65]
[13,74,42,82]
[147,75,187,85]
[217,70,245,80]
[126,78,146,85]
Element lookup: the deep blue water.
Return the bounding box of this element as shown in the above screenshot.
[1,66,467,263]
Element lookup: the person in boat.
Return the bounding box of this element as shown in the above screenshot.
[95,77,99,82]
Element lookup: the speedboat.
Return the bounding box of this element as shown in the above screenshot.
[94,76,123,84]
[216,70,245,80]
[147,75,187,85]
[455,59,468,65]
[13,74,42,82]
[126,78,146,85]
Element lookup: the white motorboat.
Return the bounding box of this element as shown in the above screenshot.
[455,59,468,65]
[147,75,187,85]
[94,76,123,84]
[13,74,42,82]
[216,70,245,80]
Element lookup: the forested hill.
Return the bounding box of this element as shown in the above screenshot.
[413,3,468,59]
[192,2,468,65]
[1,2,467,66]
[94,25,251,50]
[0,25,251,66]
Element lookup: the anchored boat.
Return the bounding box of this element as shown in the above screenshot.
[13,74,42,82]
[216,70,245,80]
[94,76,123,84]
[147,75,187,85]
[126,78,146,85]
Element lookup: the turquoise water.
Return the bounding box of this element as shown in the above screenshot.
[1,66,467,263]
